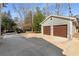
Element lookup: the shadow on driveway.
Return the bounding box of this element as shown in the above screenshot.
[24,37,65,56]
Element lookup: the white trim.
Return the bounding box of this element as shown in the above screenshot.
[41,26,43,35]
[70,21,73,39]
[67,21,73,40]
[67,24,69,39]
[40,16,51,25]
[51,26,53,35]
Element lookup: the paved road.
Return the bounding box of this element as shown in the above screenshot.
[0,33,65,56]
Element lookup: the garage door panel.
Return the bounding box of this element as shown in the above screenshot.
[53,25,67,37]
[43,26,50,35]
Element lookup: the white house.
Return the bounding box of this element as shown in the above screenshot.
[40,15,78,39]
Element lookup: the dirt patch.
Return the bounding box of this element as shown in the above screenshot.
[73,33,79,39]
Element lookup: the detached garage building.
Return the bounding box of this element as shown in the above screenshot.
[40,15,78,39]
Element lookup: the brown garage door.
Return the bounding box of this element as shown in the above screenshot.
[53,25,67,37]
[43,26,50,35]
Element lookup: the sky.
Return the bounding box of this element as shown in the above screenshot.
[2,3,79,20]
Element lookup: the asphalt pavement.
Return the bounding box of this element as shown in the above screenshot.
[0,33,65,56]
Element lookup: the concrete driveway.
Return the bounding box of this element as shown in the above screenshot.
[0,33,64,56]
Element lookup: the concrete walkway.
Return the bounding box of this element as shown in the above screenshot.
[20,32,79,56]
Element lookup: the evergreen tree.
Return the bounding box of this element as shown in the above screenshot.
[33,7,45,32]
[1,12,16,33]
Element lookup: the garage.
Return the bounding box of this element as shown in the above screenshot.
[43,26,50,35]
[40,15,78,39]
[53,25,67,37]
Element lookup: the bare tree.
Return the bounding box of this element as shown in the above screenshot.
[12,4,28,30]
[12,4,24,20]
[54,3,62,16]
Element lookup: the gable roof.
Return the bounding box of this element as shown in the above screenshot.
[40,15,79,27]
[40,15,76,24]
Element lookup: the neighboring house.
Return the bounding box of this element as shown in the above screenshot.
[40,15,78,39]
